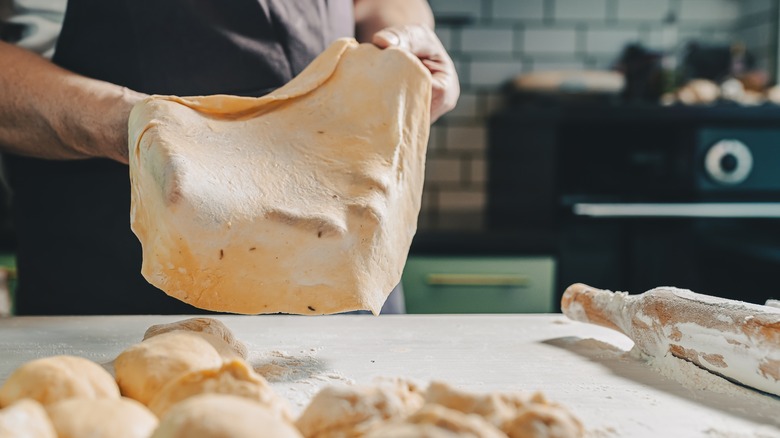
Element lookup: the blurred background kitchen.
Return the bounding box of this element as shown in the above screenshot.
[2,0,780,315]
[410,0,780,314]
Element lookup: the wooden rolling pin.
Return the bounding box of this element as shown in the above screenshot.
[561,283,780,397]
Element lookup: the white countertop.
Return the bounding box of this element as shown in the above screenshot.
[1,314,778,437]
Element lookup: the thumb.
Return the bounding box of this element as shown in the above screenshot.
[372,29,407,50]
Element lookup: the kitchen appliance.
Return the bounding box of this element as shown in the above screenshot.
[488,104,780,307]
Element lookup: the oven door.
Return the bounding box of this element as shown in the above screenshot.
[558,203,780,306]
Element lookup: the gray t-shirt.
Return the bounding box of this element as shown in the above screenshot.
[5,0,65,57]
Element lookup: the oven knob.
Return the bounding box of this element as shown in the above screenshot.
[719,153,738,172]
[704,139,753,185]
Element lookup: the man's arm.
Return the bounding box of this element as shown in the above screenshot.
[0,41,146,164]
[354,0,459,122]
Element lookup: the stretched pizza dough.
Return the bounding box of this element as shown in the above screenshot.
[114,331,223,405]
[46,398,158,438]
[0,355,119,407]
[148,359,291,420]
[0,399,56,438]
[143,317,248,359]
[151,394,301,438]
[128,38,431,315]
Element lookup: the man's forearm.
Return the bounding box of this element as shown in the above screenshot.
[0,41,145,163]
[354,0,434,43]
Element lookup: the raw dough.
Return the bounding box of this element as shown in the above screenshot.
[143,317,248,359]
[0,399,56,438]
[46,397,157,438]
[151,394,302,438]
[128,38,431,315]
[295,379,423,437]
[0,355,120,407]
[148,358,291,420]
[502,404,585,438]
[424,382,583,438]
[114,331,223,405]
[313,381,584,438]
[365,404,505,438]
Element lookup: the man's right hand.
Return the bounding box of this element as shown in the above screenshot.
[0,41,147,164]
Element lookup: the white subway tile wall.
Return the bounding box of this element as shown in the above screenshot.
[740,0,775,16]
[435,27,454,50]
[585,28,641,54]
[678,0,739,22]
[427,0,483,20]
[468,60,524,86]
[446,92,479,119]
[615,0,670,21]
[523,28,578,54]
[461,27,515,53]
[492,0,545,21]
[419,0,769,230]
[735,1,777,71]
[553,0,608,21]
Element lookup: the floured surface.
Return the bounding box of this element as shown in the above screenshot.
[0,315,779,438]
[128,38,431,315]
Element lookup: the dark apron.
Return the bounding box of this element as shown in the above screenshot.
[6,0,407,315]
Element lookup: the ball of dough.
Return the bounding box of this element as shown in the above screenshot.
[424,381,533,427]
[148,358,291,420]
[46,397,158,438]
[0,355,120,407]
[365,404,506,438]
[143,318,248,359]
[502,404,584,438]
[151,394,301,438]
[295,379,423,437]
[424,382,583,438]
[114,331,223,404]
[0,399,57,438]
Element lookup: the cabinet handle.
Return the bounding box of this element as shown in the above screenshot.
[572,202,780,218]
[425,273,530,287]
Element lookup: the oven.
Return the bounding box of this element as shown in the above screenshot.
[488,104,780,306]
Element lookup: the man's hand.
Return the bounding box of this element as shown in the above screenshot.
[372,24,459,123]
[0,41,146,164]
[354,0,460,123]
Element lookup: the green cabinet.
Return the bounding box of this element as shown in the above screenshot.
[401,256,556,314]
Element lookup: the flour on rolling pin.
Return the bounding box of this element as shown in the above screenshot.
[562,283,780,397]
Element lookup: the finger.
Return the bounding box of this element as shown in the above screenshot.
[430,73,459,123]
[372,25,440,59]
[372,29,402,49]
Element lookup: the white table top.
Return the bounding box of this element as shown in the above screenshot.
[1,314,778,437]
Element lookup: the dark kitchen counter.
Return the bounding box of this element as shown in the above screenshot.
[411,211,556,256]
